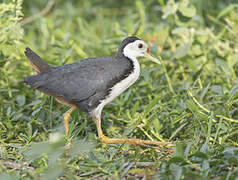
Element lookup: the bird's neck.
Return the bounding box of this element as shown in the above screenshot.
[121,52,141,86]
[122,51,140,75]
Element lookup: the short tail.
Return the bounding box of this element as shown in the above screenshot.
[25,47,51,73]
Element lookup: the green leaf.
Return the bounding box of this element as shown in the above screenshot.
[169,163,182,180]
[173,143,185,158]
[173,43,190,59]
[178,0,196,17]
[0,173,12,180]
[16,95,25,106]
[201,143,210,154]
[217,4,238,19]
[215,58,232,77]
[41,165,64,180]
[211,85,223,95]
[168,156,186,164]
[229,85,238,101]
[162,0,178,19]
[172,27,189,36]
[69,140,95,158]
[202,159,210,172]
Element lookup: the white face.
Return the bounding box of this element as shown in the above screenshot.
[123,40,148,59]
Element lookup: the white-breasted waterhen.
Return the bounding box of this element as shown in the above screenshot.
[24,36,171,147]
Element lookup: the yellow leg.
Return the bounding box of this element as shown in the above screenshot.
[63,106,77,137]
[92,116,172,147]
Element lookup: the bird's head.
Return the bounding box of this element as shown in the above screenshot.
[117,36,161,64]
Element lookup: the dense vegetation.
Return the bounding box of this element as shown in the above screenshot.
[0,0,237,179]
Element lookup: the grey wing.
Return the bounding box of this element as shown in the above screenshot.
[24,57,127,102]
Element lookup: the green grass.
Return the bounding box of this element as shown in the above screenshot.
[0,0,238,179]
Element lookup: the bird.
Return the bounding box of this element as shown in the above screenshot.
[24,36,171,147]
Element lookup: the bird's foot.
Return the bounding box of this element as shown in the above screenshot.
[99,135,173,147]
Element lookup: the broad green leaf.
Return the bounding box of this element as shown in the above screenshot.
[162,0,178,19]
[211,85,223,95]
[178,0,196,17]
[173,43,190,59]
[169,163,182,180]
[16,95,25,106]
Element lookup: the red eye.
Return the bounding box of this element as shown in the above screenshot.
[138,43,143,48]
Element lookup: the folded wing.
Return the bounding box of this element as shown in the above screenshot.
[24,57,131,104]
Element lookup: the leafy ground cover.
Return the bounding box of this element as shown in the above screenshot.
[0,0,238,179]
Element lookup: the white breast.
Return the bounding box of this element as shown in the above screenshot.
[91,57,140,118]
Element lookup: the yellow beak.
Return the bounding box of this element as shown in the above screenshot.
[144,48,161,64]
